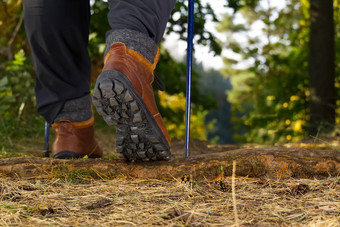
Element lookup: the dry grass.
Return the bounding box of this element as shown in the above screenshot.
[1,169,340,226]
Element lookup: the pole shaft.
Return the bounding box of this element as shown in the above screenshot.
[185,0,194,158]
[43,121,50,157]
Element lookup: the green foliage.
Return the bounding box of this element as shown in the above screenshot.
[0,50,35,121]
[0,113,45,156]
[0,1,42,155]
[335,0,340,129]
[220,0,340,143]
[0,1,35,123]
[157,90,213,140]
[155,47,217,139]
[168,0,222,55]
[88,0,110,58]
[220,0,313,144]
[226,0,260,12]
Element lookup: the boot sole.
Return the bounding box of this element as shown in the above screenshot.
[93,70,171,162]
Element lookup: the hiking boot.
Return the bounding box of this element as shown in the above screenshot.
[52,116,103,159]
[93,30,171,162]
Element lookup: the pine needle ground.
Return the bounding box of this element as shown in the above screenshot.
[1,173,339,226]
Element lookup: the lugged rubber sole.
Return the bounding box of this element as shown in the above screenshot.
[93,70,171,162]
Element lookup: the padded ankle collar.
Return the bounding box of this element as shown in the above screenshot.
[104,42,159,75]
[52,116,94,129]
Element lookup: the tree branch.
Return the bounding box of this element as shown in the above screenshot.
[7,12,24,60]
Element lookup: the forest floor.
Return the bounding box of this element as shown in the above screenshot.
[1,123,340,226]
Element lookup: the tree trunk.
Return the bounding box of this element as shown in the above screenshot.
[309,0,335,135]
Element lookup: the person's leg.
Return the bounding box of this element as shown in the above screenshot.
[93,0,176,162]
[105,0,176,54]
[23,0,92,124]
[23,0,102,158]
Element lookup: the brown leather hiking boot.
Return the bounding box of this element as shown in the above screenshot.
[92,42,171,162]
[52,116,103,159]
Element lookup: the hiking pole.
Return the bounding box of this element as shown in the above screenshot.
[43,121,50,157]
[185,0,195,158]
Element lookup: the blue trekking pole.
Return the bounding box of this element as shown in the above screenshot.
[43,121,50,157]
[185,0,194,158]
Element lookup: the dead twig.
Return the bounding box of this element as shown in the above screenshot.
[7,12,24,59]
[232,160,240,227]
[310,135,340,152]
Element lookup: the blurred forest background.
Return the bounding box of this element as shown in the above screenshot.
[0,0,339,154]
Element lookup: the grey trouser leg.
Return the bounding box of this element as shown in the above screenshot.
[107,0,176,44]
[23,0,91,123]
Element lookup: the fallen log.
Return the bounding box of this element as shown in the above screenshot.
[0,146,339,180]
